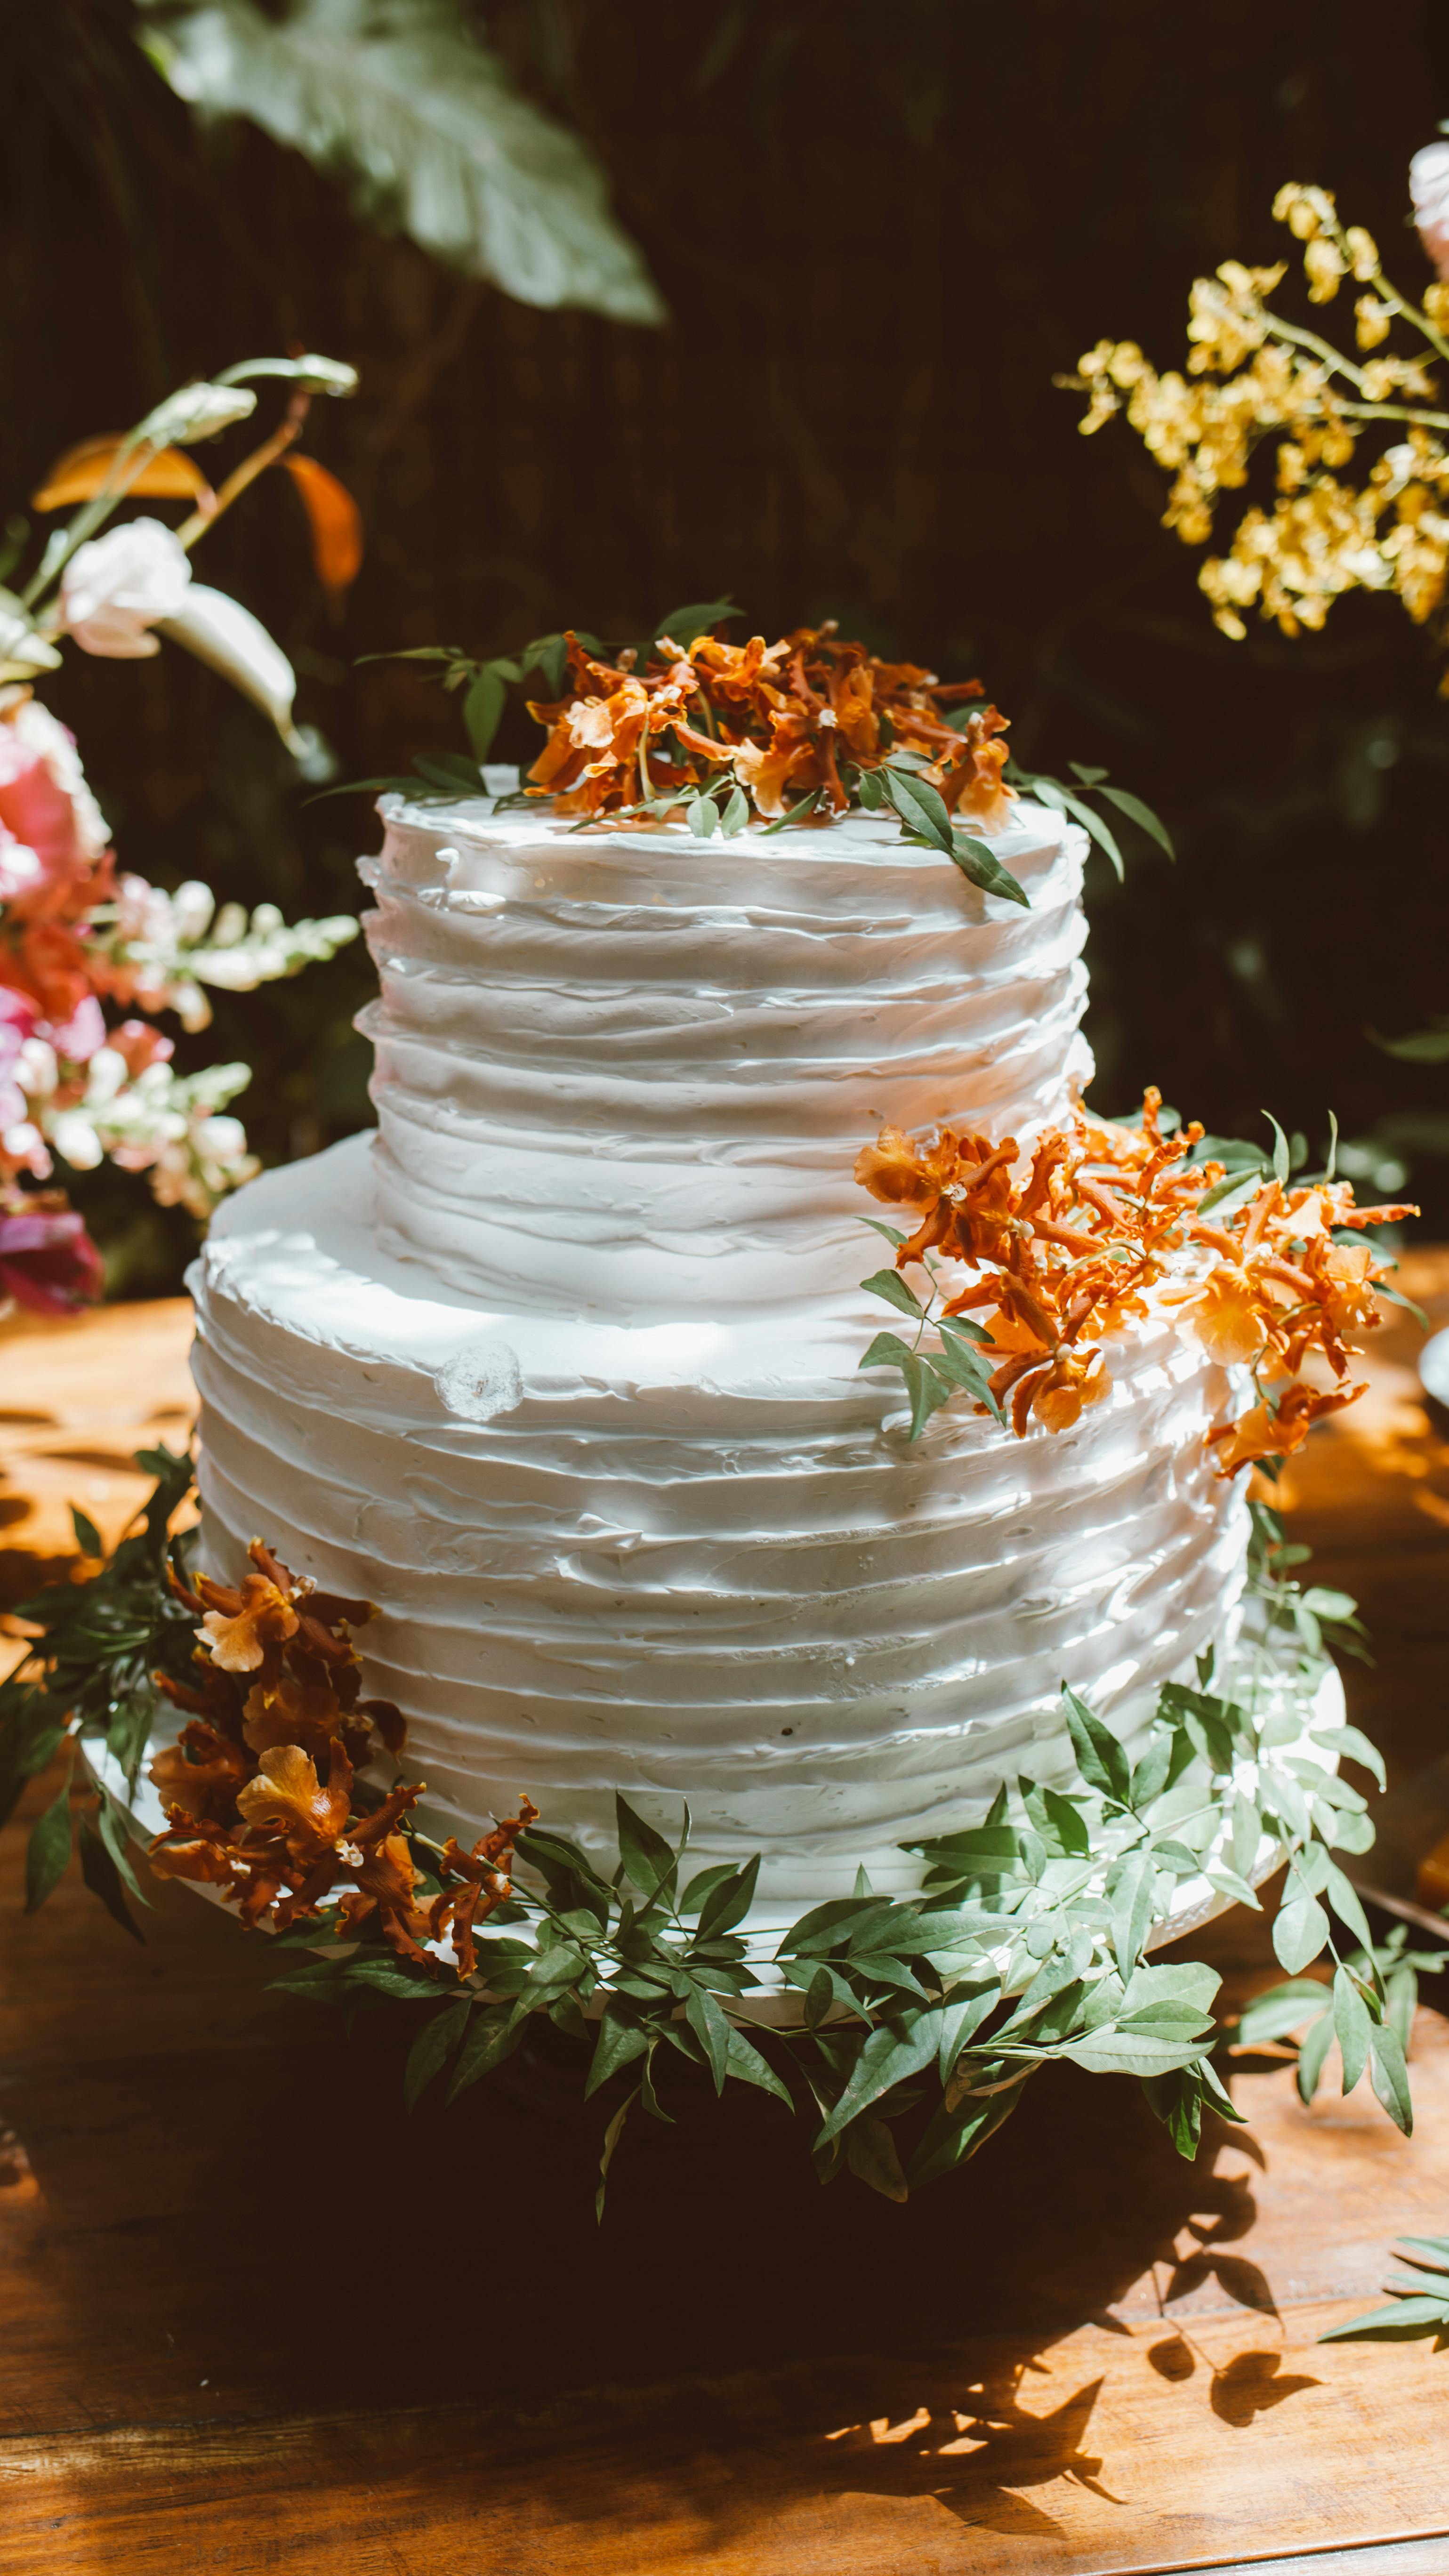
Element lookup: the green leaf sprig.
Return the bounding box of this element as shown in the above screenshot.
[0,1444,197,1941]
[4,1452,1394,2207]
[1004,758,1175,882]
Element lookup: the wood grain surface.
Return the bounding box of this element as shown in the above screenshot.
[2,1267,1449,2575]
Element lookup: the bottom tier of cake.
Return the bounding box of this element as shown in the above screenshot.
[189,1132,1253,1908]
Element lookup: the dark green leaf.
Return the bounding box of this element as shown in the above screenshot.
[463,667,508,763]
[585,2002,652,2099]
[844,2113,909,2202]
[1062,1685,1133,1807]
[906,2077,1027,2191]
[1110,1848,1157,1978]
[25,1777,72,1912]
[696,1852,760,1939]
[77,1813,142,1941]
[1322,1860,1376,1962]
[949,835,1030,908]
[1273,1890,1331,1976]
[1129,1732,1173,1813]
[860,1267,923,1320]
[652,599,739,648]
[403,1998,470,2111]
[1333,1965,1373,2095]
[414,751,485,792]
[814,2009,942,2144]
[1296,2010,1335,2105]
[1320,2294,1449,2342]
[679,1863,735,1918]
[683,1981,733,2092]
[878,765,955,855]
[724,2023,792,2105]
[900,1354,954,1441]
[1368,2023,1414,2135]
[1235,1979,1330,2048]
[858,1330,915,1373]
[96,1795,151,1907]
[1194,1163,1267,1218]
[1263,1110,1291,1189]
[446,2004,523,2103]
[758,790,822,834]
[70,1508,103,1558]
[1096,784,1175,860]
[1040,1786,1090,1857]
[1062,2026,1210,2077]
[1141,2063,1204,2158]
[595,2083,640,2222]
[614,1793,678,1902]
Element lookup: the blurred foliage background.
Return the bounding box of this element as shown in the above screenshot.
[5,0,1449,1290]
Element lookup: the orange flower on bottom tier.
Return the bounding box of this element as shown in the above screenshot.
[853,1089,1414,1473]
[146,1535,536,1974]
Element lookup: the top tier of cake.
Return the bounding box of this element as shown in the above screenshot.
[358,794,1092,1319]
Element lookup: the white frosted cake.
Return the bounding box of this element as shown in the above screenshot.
[187,786,1250,1911]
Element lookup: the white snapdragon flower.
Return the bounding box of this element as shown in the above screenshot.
[48,1109,103,1169]
[59,518,193,659]
[1410,142,1449,281]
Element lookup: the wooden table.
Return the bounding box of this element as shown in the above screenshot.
[3,1272,1449,2576]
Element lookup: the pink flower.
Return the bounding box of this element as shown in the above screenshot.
[46,991,106,1064]
[0,696,110,923]
[0,1192,104,1313]
[1410,142,1449,280]
[58,518,192,660]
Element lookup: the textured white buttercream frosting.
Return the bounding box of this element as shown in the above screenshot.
[191,793,1249,1908]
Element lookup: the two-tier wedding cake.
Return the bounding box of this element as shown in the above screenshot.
[187,777,1250,1911]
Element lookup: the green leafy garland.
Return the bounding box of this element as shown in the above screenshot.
[0,1457,1408,2209]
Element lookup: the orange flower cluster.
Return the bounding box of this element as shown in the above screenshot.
[855,1089,1414,1472]
[526,622,1015,825]
[147,1541,536,1973]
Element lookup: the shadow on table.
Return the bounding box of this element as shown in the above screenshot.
[0,1928,1318,2550]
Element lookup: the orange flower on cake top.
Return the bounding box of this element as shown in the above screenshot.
[524,623,1015,829]
[853,1088,1414,1468]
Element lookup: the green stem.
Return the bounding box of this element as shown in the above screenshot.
[19,429,169,615]
[1335,398,1449,432]
[1264,314,1368,389]
[1364,273,1449,370]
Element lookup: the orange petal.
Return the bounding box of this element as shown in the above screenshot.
[32,435,215,512]
[282,452,363,596]
[236,1739,350,1846]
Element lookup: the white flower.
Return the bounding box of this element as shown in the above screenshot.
[49,1109,102,1169]
[1410,142,1449,281]
[170,881,217,943]
[15,1038,57,1097]
[59,518,193,660]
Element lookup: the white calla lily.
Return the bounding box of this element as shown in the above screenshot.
[156,583,303,752]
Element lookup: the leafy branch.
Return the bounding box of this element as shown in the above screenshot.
[1004,758,1175,883]
[0,1453,1399,2212]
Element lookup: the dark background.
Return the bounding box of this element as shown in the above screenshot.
[7,0,1449,1288]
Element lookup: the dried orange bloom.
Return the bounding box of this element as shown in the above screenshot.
[525,624,1015,829]
[147,1535,537,1975]
[1167,1263,1267,1366]
[855,1087,1414,1474]
[433,1800,540,1976]
[196,1570,298,1672]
